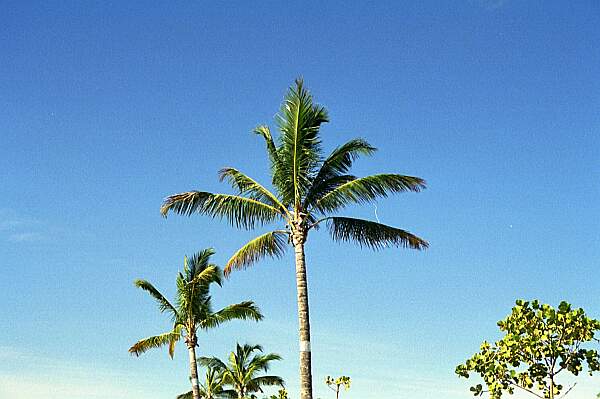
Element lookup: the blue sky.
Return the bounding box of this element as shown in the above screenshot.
[1,1,599,398]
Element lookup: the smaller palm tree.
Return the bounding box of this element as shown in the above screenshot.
[199,343,284,399]
[269,389,289,399]
[177,366,237,399]
[129,249,263,399]
[325,376,350,399]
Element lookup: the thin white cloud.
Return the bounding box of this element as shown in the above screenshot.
[0,209,44,243]
[487,0,509,9]
[0,347,176,399]
[470,0,509,11]
[8,232,43,242]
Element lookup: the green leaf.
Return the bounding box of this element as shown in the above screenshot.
[326,216,429,250]
[225,231,289,275]
[161,191,283,229]
[315,173,426,212]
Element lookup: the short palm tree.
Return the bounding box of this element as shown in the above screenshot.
[161,79,428,399]
[177,366,237,399]
[198,343,284,399]
[129,248,263,399]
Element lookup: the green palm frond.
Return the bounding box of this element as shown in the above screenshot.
[198,356,228,370]
[200,301,263,329]
[254,125,281,168]
[185,248,215,276]
[168,324,183,358]
[218,167,287,214]
[161,191,282,229]
[315,174,426,213]
[225,231,289,275]
[236,343,263,357]
[176,392,192,399]
[303,138,376,208]
[274,78,329,207]
[249,375,285,388]
[303,174,356,210]
[187,264,222,288]
[325,216,429,250]
[134,279,178,318]
[129,330,181,357]
[219,389,237,398]
[250,353,283,372]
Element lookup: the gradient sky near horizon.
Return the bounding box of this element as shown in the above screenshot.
[1,1,599,398]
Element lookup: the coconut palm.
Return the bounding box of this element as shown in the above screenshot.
[197,343,284,399]
[161,79,428,399]
[129,248,263,399]
[176,366,237,399]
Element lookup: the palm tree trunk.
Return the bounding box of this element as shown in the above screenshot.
[293,237,313,399]
[187,341,201,399]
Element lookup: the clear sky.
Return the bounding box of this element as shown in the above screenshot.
[1,1,599,398]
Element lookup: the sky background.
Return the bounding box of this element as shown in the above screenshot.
[1,1,599,398]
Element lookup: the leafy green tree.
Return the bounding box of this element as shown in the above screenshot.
[129,249,263,399]
[197,343,284,399]
[325,376,351,399]
[161,79,428,399]
[268,389,289,399]
[456,300,600,399]
[177,366,237,399]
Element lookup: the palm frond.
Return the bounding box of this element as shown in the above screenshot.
[134,279,178,318]
[198,356,228,370]
[326,216,429,250]
[225,231,289,276]
[249,375,285,388]
[188,264,222,288]
[239,342,263,354]
[168,325,181,358]
[315,173,426,212]
[161,191,283,229]
[200,301,263,329]
[219,389,238,398]
[304,138,376,208]
[186,248,215,274]
[274,78,329,207]
[219,167,287,214]
[129,330,182,357]
[250,353,283,372]
[303,174,356,210]
[254,125,281,168]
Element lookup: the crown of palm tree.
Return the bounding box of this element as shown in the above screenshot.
[199,343,284,398]
[161,79,428,275]
[177,366,237,399]
[129,248,263,359]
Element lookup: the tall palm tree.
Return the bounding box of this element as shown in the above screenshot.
[129,248,263,399]
[160,79,428,399]
[177,366,237,399]
[198,343,284,399]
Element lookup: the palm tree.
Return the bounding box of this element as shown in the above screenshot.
[129,248,263,399]
[176,366,237,399]
[161,79,428,399]
[198,343,284,399]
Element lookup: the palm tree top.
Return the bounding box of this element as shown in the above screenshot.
[161,79,428,275]
[128,249,263,358]
[199,342,284,397]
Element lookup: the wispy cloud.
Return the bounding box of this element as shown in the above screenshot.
[8,232,44,242]
[487,0,509,9]
[0,347,178,399]
[0,209,44,243]
[471,0,509,11]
